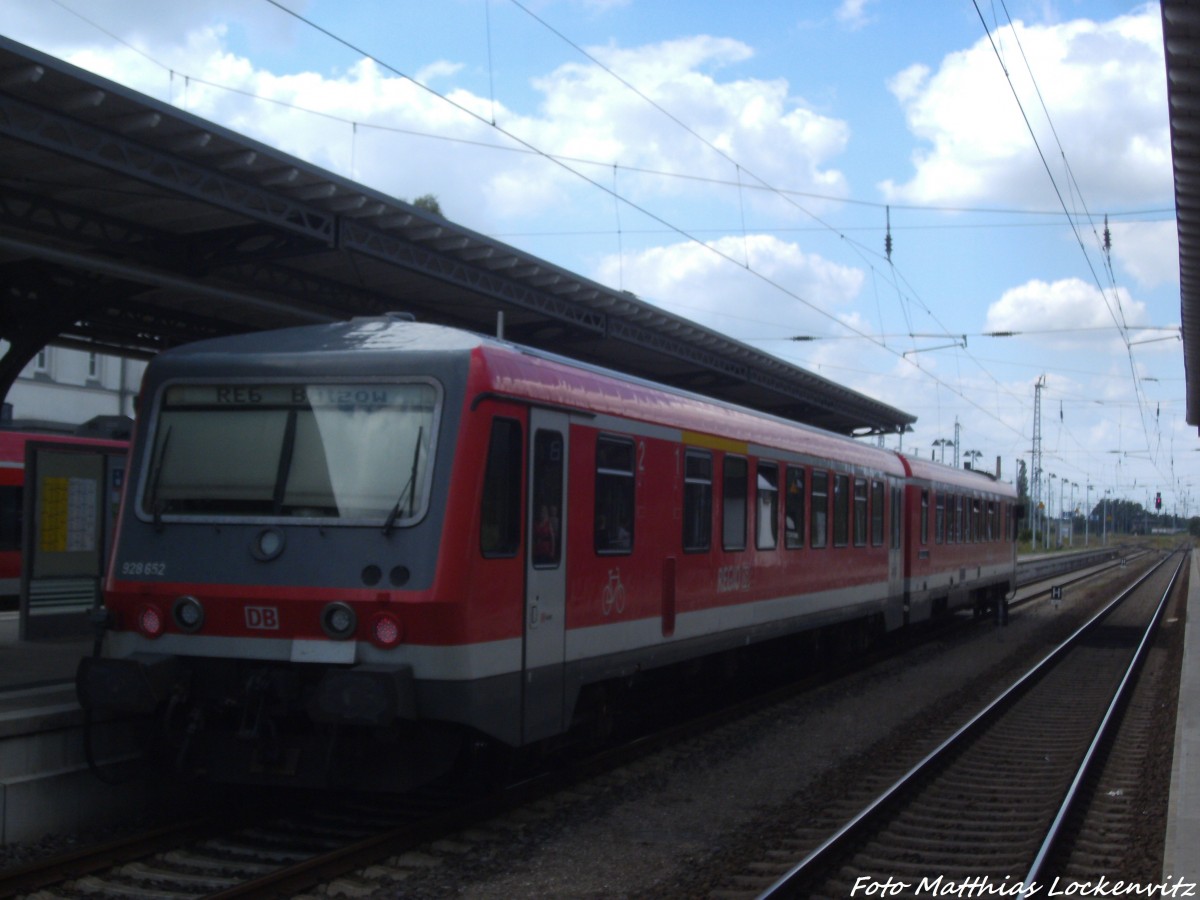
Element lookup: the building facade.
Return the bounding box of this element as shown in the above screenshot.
[4,345,144,434]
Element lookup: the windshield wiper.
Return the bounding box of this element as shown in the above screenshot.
[382,427,423,536]
[272,410,299,514]
[147,425,173,533]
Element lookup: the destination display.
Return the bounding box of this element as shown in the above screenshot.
[163,383,433,409]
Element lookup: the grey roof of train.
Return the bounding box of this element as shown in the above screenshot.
[0,35,913,438]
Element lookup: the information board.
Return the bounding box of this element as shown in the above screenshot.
[21,443,126,639]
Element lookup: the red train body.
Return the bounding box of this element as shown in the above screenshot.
[77,317,1017,788]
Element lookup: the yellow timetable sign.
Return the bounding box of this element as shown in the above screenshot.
[39,475,98,554]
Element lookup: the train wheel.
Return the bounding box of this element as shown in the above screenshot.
[574,683,624,743]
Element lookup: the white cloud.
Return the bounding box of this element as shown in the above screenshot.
[835,0,875,30]
[1110,220,1180,291]
[518,36,850,208]
[592,233,864,342]
[985,277,1148,341]
[7,12,854,237]
[5,0,303,62]
[881,8,1169,209]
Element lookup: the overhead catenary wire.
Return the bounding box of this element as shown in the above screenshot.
[974,0,1162,482]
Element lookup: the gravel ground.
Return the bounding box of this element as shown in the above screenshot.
[343,559,1173,899]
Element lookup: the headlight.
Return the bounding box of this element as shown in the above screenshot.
[320,602,357,640]
[251,527,286,561]
[171,595,205,633]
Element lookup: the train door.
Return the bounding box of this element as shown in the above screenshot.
[523,409,568,743]
[886,481,905,629]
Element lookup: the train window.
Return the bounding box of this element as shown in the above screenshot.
[683,450,713,553]
[871,480,885,546]
[595,436,634,554]
[480,418,522,557]
[852,478,868,547]
[935,492,945,544]
[891,486,902,549]
[811,469,828,548]
[722,456,748,551]
[756,462,779,551]
[785,466,805,549]
[920,489,929,545]
[531,430,563,568]
[833,473,850,547]
[987,501,996,541]
[144,381,440,524]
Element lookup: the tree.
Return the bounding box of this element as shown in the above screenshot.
[411,194,442,216]
[1089,497,1145,535]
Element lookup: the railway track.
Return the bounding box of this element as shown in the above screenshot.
[0,658,825,897]
[0,795,428,898]
[753,548,1186,899]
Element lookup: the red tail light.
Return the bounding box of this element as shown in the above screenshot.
[138,604,165,638]
[369,613,402,648]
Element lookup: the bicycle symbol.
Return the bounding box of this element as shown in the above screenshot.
[601,567,626,616]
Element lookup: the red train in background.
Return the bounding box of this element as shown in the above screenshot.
[77,315,1019,790]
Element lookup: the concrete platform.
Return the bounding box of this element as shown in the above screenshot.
[1163,552,1200,885]
[0,611,91,691]
[0,611,171,845]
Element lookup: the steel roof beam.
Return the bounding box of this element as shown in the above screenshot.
[0,91,335,244]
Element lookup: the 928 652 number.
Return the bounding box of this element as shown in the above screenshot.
[121,561,167,577]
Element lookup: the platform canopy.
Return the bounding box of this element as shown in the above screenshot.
[1163,1,1200,429]
[0,35,914,437]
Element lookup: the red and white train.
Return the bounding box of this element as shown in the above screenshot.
[78,315,1018,789]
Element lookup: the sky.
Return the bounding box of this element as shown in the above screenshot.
[0,0,1186,523]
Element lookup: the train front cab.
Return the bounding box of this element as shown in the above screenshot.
[77,331,491,789]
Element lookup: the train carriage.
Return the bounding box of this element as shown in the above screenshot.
[77,315,1017,789]
[899,455,1018,623]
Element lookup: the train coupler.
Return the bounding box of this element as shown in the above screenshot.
[76,653,183,715]
[172,706,205,771]
[236,670,281,740]
[308,664,416,727]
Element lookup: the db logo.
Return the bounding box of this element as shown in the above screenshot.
[244,606,280,630]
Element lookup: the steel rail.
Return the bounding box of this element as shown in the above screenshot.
[756,550,1173,899]
[1019,549,1187,897]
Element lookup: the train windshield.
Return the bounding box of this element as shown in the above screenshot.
[141,382,439,525]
